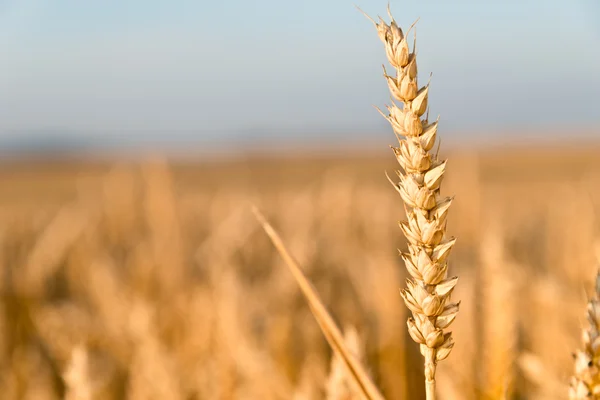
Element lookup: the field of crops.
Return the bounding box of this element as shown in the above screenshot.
[0,144,598,399]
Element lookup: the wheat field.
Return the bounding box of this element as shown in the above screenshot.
[0,145,598,399]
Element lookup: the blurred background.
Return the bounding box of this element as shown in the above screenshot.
[1,0,599,399]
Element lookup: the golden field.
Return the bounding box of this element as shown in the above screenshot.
[0,144,600,399]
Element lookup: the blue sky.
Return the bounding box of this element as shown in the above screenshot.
[0,0,599,145]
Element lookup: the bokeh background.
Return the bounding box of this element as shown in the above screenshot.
[1,1,600,399]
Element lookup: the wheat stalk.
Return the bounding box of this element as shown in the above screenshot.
[252,207,386,400]
[570,267,600,398]
[326,326,365,400]
[63,345,93,400]
[360,6,459,399]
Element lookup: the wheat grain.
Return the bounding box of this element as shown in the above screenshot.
[570,265,600,398]
[361,6,459,399]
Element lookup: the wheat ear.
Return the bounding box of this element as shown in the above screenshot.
[361,6,459,399]
[570,268,600,399]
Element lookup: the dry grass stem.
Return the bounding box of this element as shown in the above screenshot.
[63,346,93,400]
[326,326,365,400]
[362,6,459,399]
[252,206,386,400]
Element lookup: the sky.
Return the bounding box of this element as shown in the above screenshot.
[0,0,599,149]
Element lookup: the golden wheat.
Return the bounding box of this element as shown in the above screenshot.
[325,326,365,400]
[361,6,459,399]
[0,140,599,398]
[570,261,600,398]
